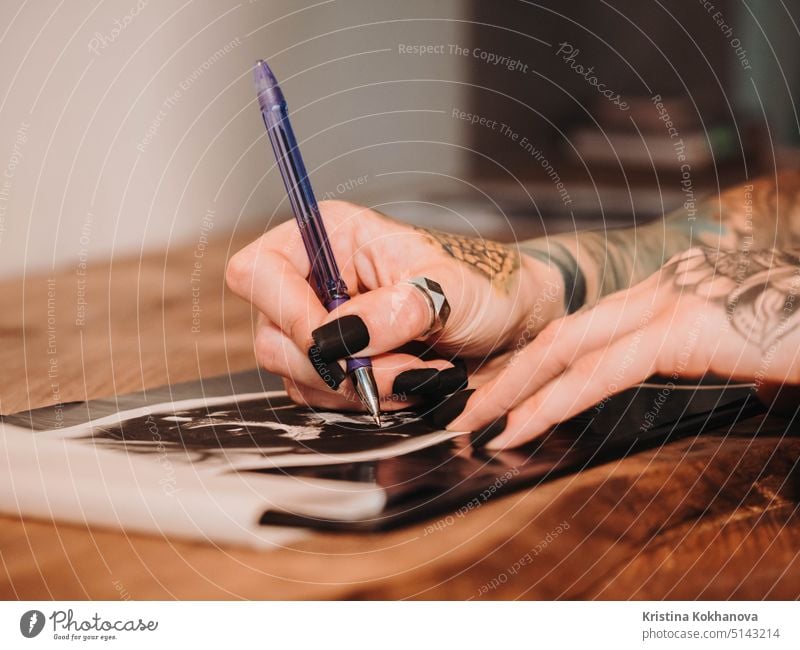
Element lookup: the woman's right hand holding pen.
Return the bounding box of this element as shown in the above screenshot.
[226,200,564,414]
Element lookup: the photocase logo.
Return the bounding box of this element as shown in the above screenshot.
[20,610,45,638]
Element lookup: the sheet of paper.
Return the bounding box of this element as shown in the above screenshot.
[0,390,460,548]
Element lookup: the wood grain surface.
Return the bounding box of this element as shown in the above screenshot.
[1,230,799,600]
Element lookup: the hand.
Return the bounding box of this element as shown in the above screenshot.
[444,247,800,448]
[226,200,563,411]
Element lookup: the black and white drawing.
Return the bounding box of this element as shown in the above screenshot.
[0,372,761,545]
[53,391,462,470]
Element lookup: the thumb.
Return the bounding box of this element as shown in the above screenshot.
[310,278,441,360]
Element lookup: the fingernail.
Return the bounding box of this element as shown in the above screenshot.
[392,365,468,396]
[312,315,370,361]
[452,357,468,373]
[436,365,469,394]
[308,345,347,390]
[429,389,475,429]
[393,368,438,394]
[470,416,508,448]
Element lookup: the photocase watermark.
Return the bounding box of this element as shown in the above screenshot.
[318,174,369,201]
[752,266,800,389]
[476,519,571,596]
[75,212,93,328]
[87,0,148,55]
[30,609,158,642]
[46,278,65,428]
[741,184,754,251]
[451,107,573,207]
[423,467,521,536]
[398,42,529,73]
[0,121,30,248]
[651,95,697,220]
[698,0,752,70]
[136,37,242,153]
[509,279,561,365]
[20,610,45,638]
[112,579,131,601]
[190,208,215,334]
[594,308,655,414]
[714,186,757,310]
[556,42,629,111]
[639,312,707,432]
[143,414,180,496]
[336,384,408,408]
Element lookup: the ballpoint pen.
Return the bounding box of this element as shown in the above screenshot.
[253,59,382,426]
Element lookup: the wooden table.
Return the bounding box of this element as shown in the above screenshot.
[1,228,799,600]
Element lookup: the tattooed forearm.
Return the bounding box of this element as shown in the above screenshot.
[416,227,520,290]
[521,224,670,311]
[666,247,800,351]
[519,241,586,314]
[521,172,800,310]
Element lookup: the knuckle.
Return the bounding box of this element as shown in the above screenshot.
[534,321,560,348]
[318,199,359,225]
[283,311,310,347]
[492,386,520,415]
[570,352,602,378]
[283,379,304,404]
[225,249,254,294]
[483,374,523,415]
[404,286,433,337]
[254,329,281,372]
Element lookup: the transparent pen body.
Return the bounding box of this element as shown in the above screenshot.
[257,99,370,372]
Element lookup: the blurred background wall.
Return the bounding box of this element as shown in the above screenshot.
[0,0,469,277]
[2,0,800,277]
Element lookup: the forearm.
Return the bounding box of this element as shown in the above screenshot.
[521,172,800,312]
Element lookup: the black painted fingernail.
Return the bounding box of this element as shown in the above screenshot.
[308,345,347,390]
[312,315,370,361]
[470,416,508,448]
[437,365,469,394]
[452,357,468,373]
[429,389,475,429]
[393,368,438,394]
[393,365,468,396]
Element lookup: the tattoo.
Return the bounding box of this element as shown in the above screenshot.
[575,227,668,299]
[520,241,586,313]
[523,173,800,307]
[665,247,800,350]
[416,227,519,289]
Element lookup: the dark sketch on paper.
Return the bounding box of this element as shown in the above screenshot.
[84,393,443,465]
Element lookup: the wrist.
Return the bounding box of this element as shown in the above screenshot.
[514,248,568,334]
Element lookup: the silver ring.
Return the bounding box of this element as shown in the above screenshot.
[405,277,451,338]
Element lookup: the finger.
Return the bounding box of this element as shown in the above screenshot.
[461,351,514,387]
[482,322,663,449]
[229,218,313,278]
[255,322,347,391]
[448,290,658,432]
[226,226,329,350]
[257,321,459,400]
[309,278,441,360]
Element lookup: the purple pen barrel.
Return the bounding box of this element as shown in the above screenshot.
[254,76,347,304]
[253,59,378,422]
[256,60,370,373]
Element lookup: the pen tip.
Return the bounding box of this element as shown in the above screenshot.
[350,366,382,429]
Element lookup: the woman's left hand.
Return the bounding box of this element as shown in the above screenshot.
[445,247,800,449]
